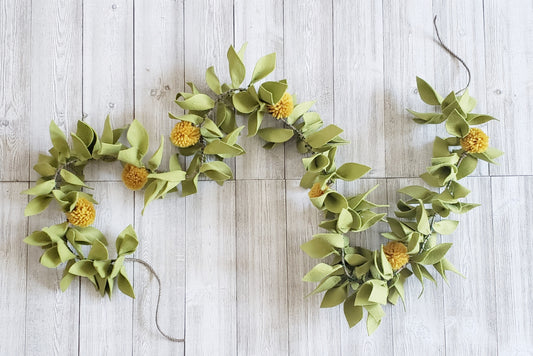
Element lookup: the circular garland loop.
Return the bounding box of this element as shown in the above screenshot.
[23,43,503,336]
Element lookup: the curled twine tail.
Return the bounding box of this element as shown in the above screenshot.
[125,257,184,343]
[433,15,471,95]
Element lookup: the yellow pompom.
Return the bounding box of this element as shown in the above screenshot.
[308,182,326,198]
[67,198,96,227]
[170,121,201,148]
[268,92,294,119]
[383,241,409,270]
[460,127,489,153]
[122,164,149,190]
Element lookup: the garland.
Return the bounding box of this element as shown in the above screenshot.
[23,40,502,336]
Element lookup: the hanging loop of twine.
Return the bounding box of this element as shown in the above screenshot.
[125,257,184,343]
[433,15,471,95]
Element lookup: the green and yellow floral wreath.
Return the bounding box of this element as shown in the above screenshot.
[23,41,502,336]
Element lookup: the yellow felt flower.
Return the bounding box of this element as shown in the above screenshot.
[308,182,326,198]
[122,164,149,190]
[460,127,489,153]
[67,198,96,227]
[383,241,409,270]
[268,92,294,119]
[170,121,201,148]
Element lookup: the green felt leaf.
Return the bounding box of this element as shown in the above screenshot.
[345,254,367,266]
[412,243,452,265]
[366,311,382,336]
[205,66,222,94]
[257,127,294,143]
[71,133,92,161]
[287,101,315,125]
[354,280,388,306]
[142,180,165,213]
[299,171,319,188]
[169,113,204,125]
[302,153,329,173]
[60,169,89,188]
[69,260,97,277]
[307,125,343,148]
[432,137,451,157]
[176,93,215,111]
[307,276,342,297]
[433,220,459,235]
[116,225,138,256]
[60,260,76,292]
[445,109,470,138]
[22,180,55,196]
[203,140,244,157]
[448,180,470,199]
[251,52,276,84]
[147,136,165,171]
[335,163,371,181]
[57,241,76,263]
[323,191,349,214]
[200,161,233,183]
[222,126,244,146]
[336,208,353,233]
[98,143,122,157]
[75,121,96,147]
[118,267,135,298]
[181,173,199,197]
[24,231,52,246]
[247,110,263,137]
[227,45,246,88]
[24,195,53,216]
[101,116,114,144]
[72,226,107,245]
[466,113,498,125]
[49,121,70,162]
[301,238,338,259]
[88,239,109,261]
[127,120,149,157]
[416,77,443,105]
[117,146,142,167]
[343,294,363,328]
[232,91,259,113]
[258,81,288,104]
[321,285,348,308]
[472,147,504,164]
[303,263,343,282]
[33,161,57,177]
[201,118,223,138]
[458,89,477,113]
[456,155,478,180]
[40,246,61,268]
[398,185,436,202]
[415,202,431,235]
[408,109,445,125]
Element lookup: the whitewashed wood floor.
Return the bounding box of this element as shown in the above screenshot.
[1,1,532,355]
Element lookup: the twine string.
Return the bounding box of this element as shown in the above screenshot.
[125,257,184,343]
[433,15,471,95]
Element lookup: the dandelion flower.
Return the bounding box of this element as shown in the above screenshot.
[122,164,149,190]
[67,198,96,227]
[460,127,489,153]
[383,241,409,270]
[268,92,294,119]
[170,121,201,148]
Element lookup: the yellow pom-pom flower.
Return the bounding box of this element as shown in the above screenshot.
[122,164,149,190]
[308,182,326,198]
[268,92,294,119]
[383,241,409,270]
[67,198,96,227]
[460,127,489,154]
[170,121,201,148]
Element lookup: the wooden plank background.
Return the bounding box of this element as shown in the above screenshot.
[1,0,532,355]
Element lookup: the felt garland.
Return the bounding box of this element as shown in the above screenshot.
[23,40,502,336]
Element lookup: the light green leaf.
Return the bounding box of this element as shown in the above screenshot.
[127,120,149,157]
[415,202,431,235]
[101,116,114,144]
[307,125,344,148]
[118,267,135,298]
[232,91,259,113]
[257,127,294,143]
[335,163,371,181]
[88,239,109,261]
[169,113,204,125]
[71,133,92,160]
[344,295,364,328]
[433,220,459,235]
[321,285,348,308]
[22,180,55,196]
[456,155,478,180]
[23,231,52,246]
[57,242,76,263]
[251,52,276,84]
[176,93,215,111]
[69,260,97,277]
[344,254,367,266]
[199,161,233,183]
[24,195,53,216]
[40,246,61,268]
[247,110,263,137]
[287,101,315,125]
[147,136,165,171]
[49,121,70,161]
[307,276,342,297]
[466,113,498,125]
[227,45,246,88]
[60,260,76,291]
[445,109,470,138]
[60,169,89,188]
[412,243,453,265]
[117,146,142,167]
[302,263,342,282]
[203,140,244,157]
[205,66,222,94]
[416,77,443,105]
[258,81,288,104]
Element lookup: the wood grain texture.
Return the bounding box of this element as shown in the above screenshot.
[78,182,134,356]
[286,180,341,356]
[236,180,288,355]
[185,181,236,355]
[0,183,27,355]
[383,1,438,178]
[333,0,386,178]
[387,178,445,355]
[83,0,134,181]
[283,0,334,180]
[0,0,30,181]
[484,0,533,175]
[492,176,533,355]
[443,177,498,355]
[134,0,184,173]
[234,0,285,180]
[30,0,82,181]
